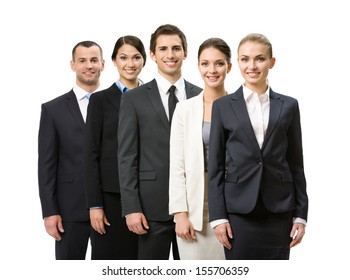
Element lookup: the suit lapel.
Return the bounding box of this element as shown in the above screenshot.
[65,90,85,131]
[145,79,200,131]
[229,88,261,152]
[104,83,121,112]
[146,79,170,130]
[193,92,205,160]
[261,89,283,150]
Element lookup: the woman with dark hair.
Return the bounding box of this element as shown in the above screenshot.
[169,37,232,259]
[85,35,146,260]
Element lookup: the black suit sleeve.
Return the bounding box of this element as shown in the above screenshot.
[286,101,308,220]
[85,94,104,208]
[38,104,59,219]
[208,100,228,222]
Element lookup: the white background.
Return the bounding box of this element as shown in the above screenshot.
[1,0,348,279]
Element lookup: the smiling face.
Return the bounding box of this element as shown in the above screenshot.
[198,46,231,90]
[113,43,144,86]
[70,45,104,91]
[150,34,187,83]
[237,41,275,92]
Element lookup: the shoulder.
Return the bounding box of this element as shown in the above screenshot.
[184,80,202,92]
[182,91,203,106]
[270,88,298,104]
[95,83,119,95]
[121,80,159,105]
[91,84,120,100]
[214,87,241,107]
[175,91,203,117]
[42,90,73,108]
[124,80,155,97]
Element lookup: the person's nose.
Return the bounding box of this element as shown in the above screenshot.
[208,64,217,73]
[85,60,93,68]
[248,60,257,69]
[127,58,135,67]
[166,49,175,58]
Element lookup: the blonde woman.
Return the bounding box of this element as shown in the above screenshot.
[208,33,308,260]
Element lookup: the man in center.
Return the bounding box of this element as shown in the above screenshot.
[117,24,201,260]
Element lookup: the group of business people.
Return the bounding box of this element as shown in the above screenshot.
[38,23,308,260]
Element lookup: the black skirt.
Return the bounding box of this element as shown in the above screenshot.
[225,195,293,260]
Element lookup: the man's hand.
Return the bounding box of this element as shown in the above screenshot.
[90,208,110,235]
[44,215,64,241]
[126,212,149,235]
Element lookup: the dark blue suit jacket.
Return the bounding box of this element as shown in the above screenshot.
[38,90,89,222]
[208,86,308,222]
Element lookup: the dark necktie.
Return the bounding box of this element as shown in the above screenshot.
[168,85,178,123]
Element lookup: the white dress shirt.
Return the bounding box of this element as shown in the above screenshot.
[155,73,186,120]
[243,85,270,148]
[73,84,101,122]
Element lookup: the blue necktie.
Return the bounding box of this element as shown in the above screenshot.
[85,93,91,100]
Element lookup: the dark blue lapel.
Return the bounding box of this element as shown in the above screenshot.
[261,89,283,150]
[65,90,85,131]
[229,87,261,152]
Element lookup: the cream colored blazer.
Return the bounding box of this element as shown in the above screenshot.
[169,91,205,231]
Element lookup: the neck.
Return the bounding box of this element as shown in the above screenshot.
[119,78,139,90]
[204,86,227,103]
[158,70,182,85]
[77,81,100,93]
[244,82,268,95]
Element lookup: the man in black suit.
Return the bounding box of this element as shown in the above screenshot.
[117,24,202,260]
[38,41,105,259]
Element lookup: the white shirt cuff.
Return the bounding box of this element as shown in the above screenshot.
[210,219,229,229]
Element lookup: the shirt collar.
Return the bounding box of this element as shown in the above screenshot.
[242,84,270,102]
[116,80,128,93]
[116,79,144,93]
[155,73,185,95]
[73,84,101,100]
